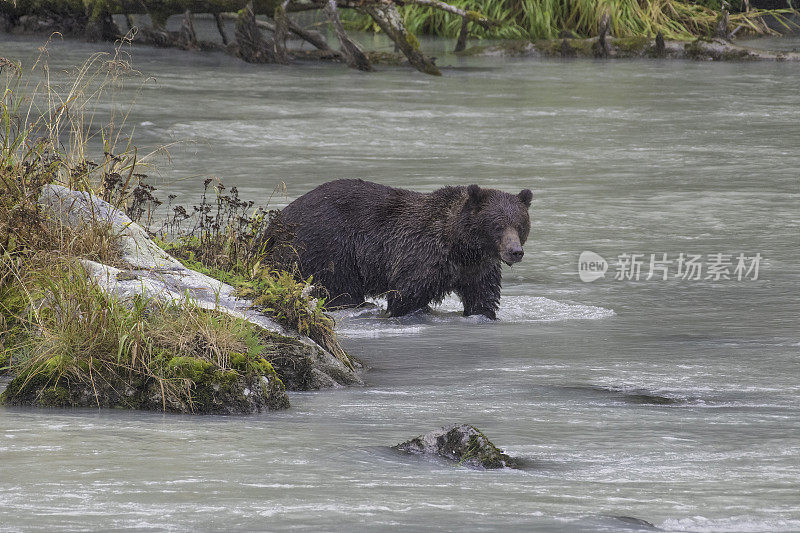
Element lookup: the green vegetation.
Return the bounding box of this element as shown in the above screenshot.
[0,43,348,412]
[155,184,352,368]
[162,244,332,340]
[345,0,798,41]
[0,264,289,412]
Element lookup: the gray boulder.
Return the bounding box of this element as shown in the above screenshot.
[394,424,517,469]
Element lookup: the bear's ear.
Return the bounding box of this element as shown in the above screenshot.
[518,189,533,208]
[467,184,484,206]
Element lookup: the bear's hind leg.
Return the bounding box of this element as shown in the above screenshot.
[326,292,366,309]
[385,291,431,318]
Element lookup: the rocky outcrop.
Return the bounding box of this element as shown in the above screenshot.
[394,424,518,469]
[38,184,362,392]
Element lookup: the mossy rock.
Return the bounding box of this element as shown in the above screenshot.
[566,38,595,56]
[255,330,362,391]
[394,424,518,469]
[684,39,711,60]
[0,371,112,408]
[721,47,757,61]
[1,353,289,414]
[493,40,537,56]
[457,40,536,58]
[365,51,407,66]
[164,357,289,413]
[180,369,289,414]
[682,38,757,61]
[612,36,653,57]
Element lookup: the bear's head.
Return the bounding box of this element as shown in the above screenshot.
[466,184,532,266]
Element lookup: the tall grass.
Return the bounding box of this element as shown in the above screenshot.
[0,40,139,295]
[0,41,293,410]
[345,0,798,41]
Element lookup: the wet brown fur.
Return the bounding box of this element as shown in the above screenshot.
[276,179,532,319]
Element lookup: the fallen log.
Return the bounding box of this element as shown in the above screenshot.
[220,12,331,51]
[272,2,290,64]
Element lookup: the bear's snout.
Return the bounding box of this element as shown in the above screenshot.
[502,244,524,265]
[500,227,525,265]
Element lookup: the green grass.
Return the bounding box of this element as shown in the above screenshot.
[160,237,352,369]
[0,261,288,411]
[344,0,798,41]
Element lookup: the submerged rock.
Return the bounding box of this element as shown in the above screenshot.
[566,385,687,406]
[394,424,517,469]
[611,516,660,530]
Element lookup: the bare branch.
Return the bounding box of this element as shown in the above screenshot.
[273,1,290,64]
[396,0,493,29]
[214,13,229,45]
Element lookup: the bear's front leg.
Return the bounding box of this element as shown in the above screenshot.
[458,263,501,320]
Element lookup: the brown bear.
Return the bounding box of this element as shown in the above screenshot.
[274,179,532,319]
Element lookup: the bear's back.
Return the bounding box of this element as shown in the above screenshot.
[281,179,425,229]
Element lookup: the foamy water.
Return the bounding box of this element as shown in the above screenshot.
[334,295,615,338]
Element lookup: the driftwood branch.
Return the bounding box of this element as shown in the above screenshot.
[397,0,492,29]
[178,9,199,50]
[324,0,372,71]
[234,1,275,62]
[286,19,330,51]
[221,11,331,51]
[654,31,666,58]
[272,2,290,64]
[593,11,610,58]
[716,7,731,40]
[360,3,440,75]
[454,16,468,53]
[214,12,229,44]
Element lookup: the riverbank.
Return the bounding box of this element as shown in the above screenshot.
[459,34,800,60]
[0,47,360,414]
[1,1,798,75]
